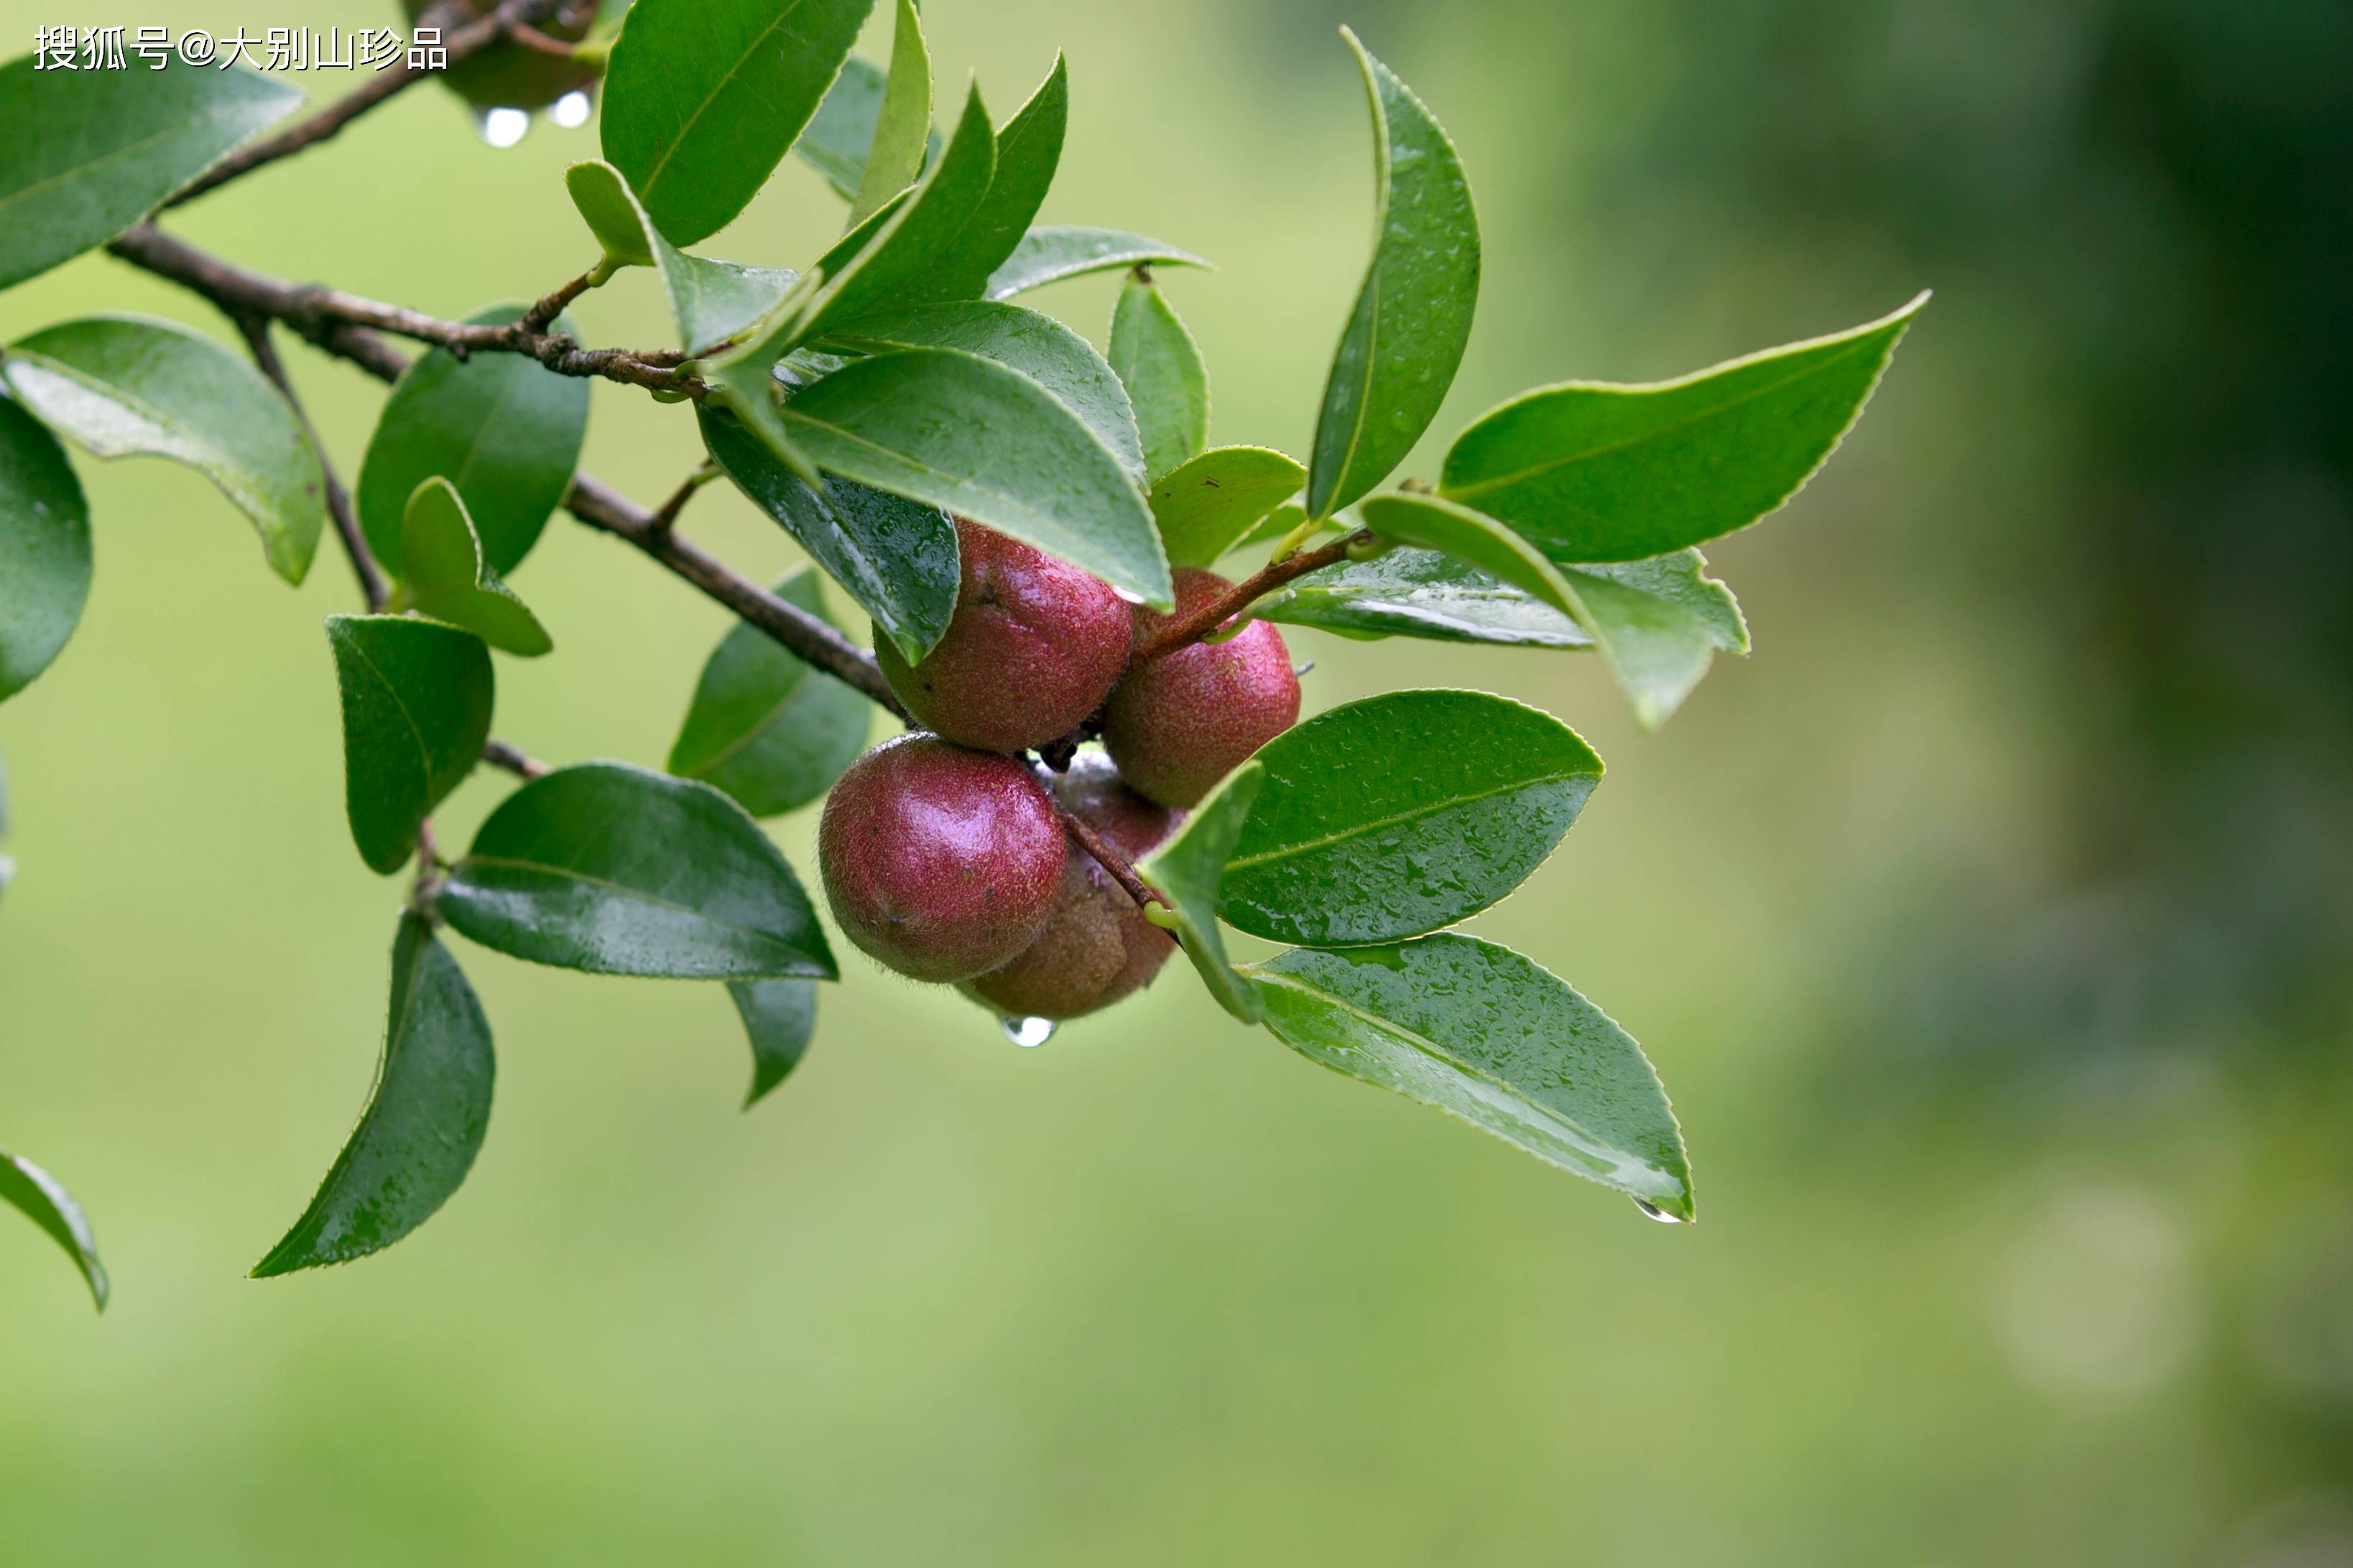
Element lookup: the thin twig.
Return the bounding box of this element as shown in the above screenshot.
[1041,777,1168,917]
[482,738,551,780]
[1131,530,1372,660]
[108,224,700,398]
[109,226,906,718]
[565,475,908,717]
[164,0,569,211]
[517,266,603,335]
[504,19,589,59]
[649,463,720,533]
[234,315,389,611]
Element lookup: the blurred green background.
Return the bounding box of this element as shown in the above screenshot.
[4,1,2350,1562]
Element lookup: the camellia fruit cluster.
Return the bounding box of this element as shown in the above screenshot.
[823,521,1298,1016]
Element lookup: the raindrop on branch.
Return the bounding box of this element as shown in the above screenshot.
[1001,1016,1057,1048]
[479,108,530,149]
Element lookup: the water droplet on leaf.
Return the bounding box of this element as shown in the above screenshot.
[1002,1016,1056,1048]
[479,108,530,149]
[1632,1198,1685,1225]
[549,91,593,130]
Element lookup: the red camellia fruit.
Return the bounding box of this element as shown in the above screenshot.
[818,735,1067,983]
[1101,567,1301,808]
[969,753,1180,1020]
[874,520,1133,753]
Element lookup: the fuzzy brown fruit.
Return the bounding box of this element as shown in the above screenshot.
[818,735,1068,983]
[874,520,1133,754]
[1102,568,1302,808]
[969,753,1180,1020]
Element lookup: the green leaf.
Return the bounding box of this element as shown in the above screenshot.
[904,55,1068,302]
[1245,934,1691,1217]
[328,615,494,876]
[773,346,1172,609]
[564,160,798,354]
[599,0,876,245]
[696,404,958,664]
[251,914,496,1276]
[2,315,323,583]
[1561,551,1749,729]
[727,979,816,1107]
[440,762,837,980]
[984,226,1209,301]
[1439,293,1930,562]
[1135,760,1267,1024]
[849,0,930,226]
[0,56,302,291]
[356,304,590,580]
[798,57,910,199]
[1108,271,1208,483]
[0,394,91,702]
[1262,547,1586,648]
[1305,32,1481,520]
[0,1147,107,1309]
[1356,493,1578,618]
[389,480,553,658]
[824,300,1143,479]
[1149,447,1305,569]
[667,567,871,815]
[1219,690,1601,947]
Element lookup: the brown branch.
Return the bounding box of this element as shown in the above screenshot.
[565,475,908,717]
[164,1,569,211]
[111,225,907,720]
[482,738,551,780]
[518,266,602,336]
[504,19,591,60]
[106,224,699,398]
[234,315,390,611]
[1040,776,1168,919]
[1131,529,1372,660]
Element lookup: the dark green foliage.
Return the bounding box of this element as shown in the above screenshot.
[328,616,494,876]
[251,915,494,1276]
[439,764,835,980]
[729,980,817,1108]
[0,1147,107,1309]
[668,568,871,816]
[0,395,90,701]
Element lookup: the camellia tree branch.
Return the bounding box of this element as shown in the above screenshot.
[0,0,1927,1302]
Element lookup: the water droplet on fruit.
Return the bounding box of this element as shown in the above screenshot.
[479,108,530,149]
[1110,587,1146,606]
[1002,1015,1056,1048]
[1632,1198,1685,1224]
[549,91,593,130]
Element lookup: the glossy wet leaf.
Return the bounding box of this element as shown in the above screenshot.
[1262,547,1586,648]
[1356,493,1579,617]
[1440,293,1929,561]
[565,160,798,354]
[0,395,90,702]
[797,56,940,200]
[440,762,836,980]
[667,567,871,816]
[1136,760,1266,1024]
[1246,934,1691,1217]
[328,615,494,876]
[826,300,1142,478]
[729,979,816,1107]
[0,1147,107,1309]
[849,0,930,226]
[772,346,1171,609]
[1147,447,1305,568]
[905,55,1067,303]
[0,55,302,290]
[1305,32,1480,520]
[356,304,590,580]
[697,404,958,664]
[251,914,494,1276]
[3,315,322,583]
[984,226,1209,300]
[599,0,875,245]
[1219,689,1601,947]
[1561,551,1749,728]
[389,480,553,658]
[1109,272,1208,483]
